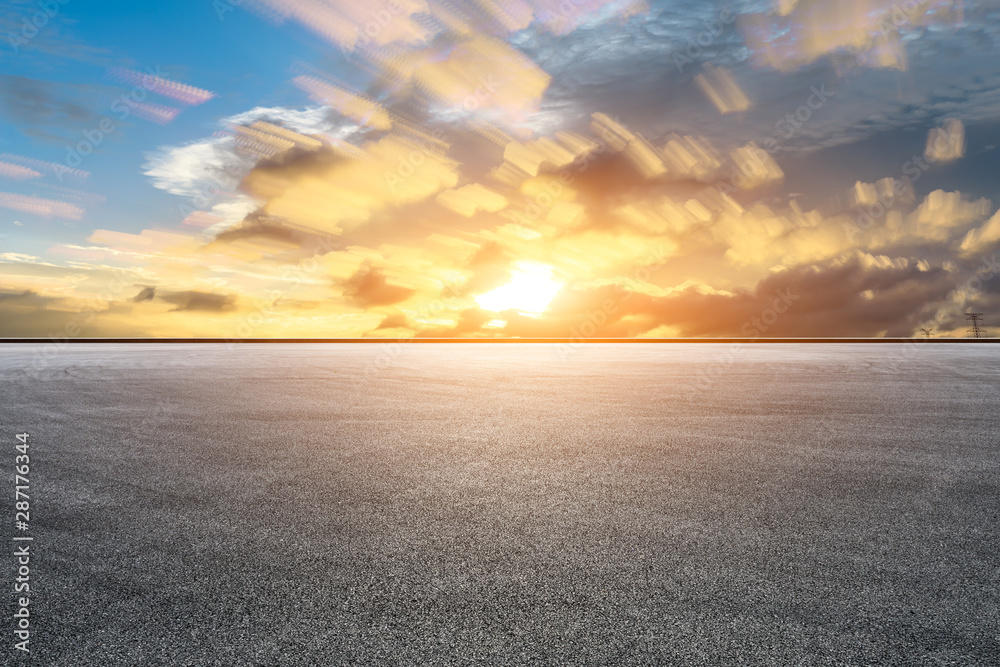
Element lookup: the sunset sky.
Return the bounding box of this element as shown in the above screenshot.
[1,0,999,338]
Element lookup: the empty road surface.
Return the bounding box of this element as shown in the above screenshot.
[0,343,998,665]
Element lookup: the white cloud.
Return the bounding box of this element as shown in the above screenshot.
[221,106,354,138]
[925,119,965,162]
[959,209,1000,254]
[142,106,357,203]
[203,197,262,236]
[143,136,250,199]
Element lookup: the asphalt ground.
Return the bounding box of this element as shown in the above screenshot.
[0,343,998,666]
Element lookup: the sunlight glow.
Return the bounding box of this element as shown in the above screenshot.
[475,261,563,316]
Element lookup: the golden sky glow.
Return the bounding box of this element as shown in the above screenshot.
[0,0,997,338]
[475,261,563,316]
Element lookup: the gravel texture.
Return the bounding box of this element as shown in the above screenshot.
[0,343,998,666]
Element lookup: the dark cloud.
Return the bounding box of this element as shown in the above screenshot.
[343,264,415,308]
[643,257,955,338]
[132,286,155,302]
[0,288,46,304]
[0,76,108,142]
[0,288,138,337]
[209,213,340,259]
[344,263,414,308]
[213,219,299,245]
[954,261,1000,336]
[242,146,351,197]
[521,0,1000,166]
[0,298,81,336]
[434,255,959,338]
[374,313,410,330]
[159,290,237,313]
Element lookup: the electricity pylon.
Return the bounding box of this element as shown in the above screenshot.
[965,313,984,338]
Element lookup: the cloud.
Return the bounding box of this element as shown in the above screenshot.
[207,214,322,259]
[0,76,107,142]
[6,0,1000,341]
[0,192,84,219]
[159,290,237,313]
[905,190,991,243]
[0,153,89,182]
[646,253,955,338]
[739,0,963,73]
[132,286,156,302]
[0,161,41,180]
[446,252,957,339]
[375,312,410,330]
[242,0,646,54]
[695,64,751,114]
[142,106,356,212]
[0,2,112,65]
[411,35,553,125]
[143,135,255,200]
[242,132,460,235]
[0,288,144,338]
[925,119,966,162]
[0,289,86,336]
[343,263,416,307]
[107,68,215,107]
[436,183,508,217]
[293,76,392,130]
[86,228,201,256]
[960,209,1000,255]
[242,0,435,52]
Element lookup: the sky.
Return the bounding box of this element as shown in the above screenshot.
[1,0,999,338]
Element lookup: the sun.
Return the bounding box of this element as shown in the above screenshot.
[475,261,563,316]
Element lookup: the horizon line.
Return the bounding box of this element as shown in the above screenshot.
[0,337,997,344]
